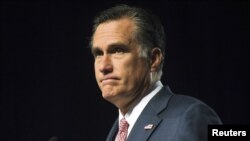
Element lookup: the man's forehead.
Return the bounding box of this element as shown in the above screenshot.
[92,18,136,48]
[94,18,135,37]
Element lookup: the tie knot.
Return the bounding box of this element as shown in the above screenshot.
[116,118,129,141]
[119,118,129,132]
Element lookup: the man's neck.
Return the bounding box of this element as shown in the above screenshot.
[120,80,160,115]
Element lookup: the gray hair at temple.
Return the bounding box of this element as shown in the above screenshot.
[90,4,166,79]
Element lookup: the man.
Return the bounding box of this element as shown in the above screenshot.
[90,4,222,141]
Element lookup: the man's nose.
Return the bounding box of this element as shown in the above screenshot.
[99,55,113,74]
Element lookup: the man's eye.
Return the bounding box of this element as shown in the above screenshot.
[113,47,125,54]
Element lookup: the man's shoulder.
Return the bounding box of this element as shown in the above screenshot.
[170,93,208,107]
[159,86,211,108]
[159,87,221,121]
[148,87,222,141]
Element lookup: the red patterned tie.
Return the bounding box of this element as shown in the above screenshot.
[116,118,129,141]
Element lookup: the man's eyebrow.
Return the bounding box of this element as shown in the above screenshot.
[92,43,130,52]
[91,47,102,55]
[107,43,130,51]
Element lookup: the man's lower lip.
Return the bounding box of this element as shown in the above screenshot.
[101,79,117,85]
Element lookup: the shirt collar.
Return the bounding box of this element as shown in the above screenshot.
[118,81,163,134]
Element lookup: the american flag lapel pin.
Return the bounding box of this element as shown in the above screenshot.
[144,124,154,130]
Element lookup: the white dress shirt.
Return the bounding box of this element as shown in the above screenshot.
[118,81,163,138]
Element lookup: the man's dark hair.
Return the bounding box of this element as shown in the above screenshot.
[91,4,166,77]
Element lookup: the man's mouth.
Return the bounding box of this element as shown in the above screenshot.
[100,76,119,85]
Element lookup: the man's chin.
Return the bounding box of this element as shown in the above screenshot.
[102,91,121,102]
[102,92,115,100]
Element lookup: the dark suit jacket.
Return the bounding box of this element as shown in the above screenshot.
[106,86,222,141]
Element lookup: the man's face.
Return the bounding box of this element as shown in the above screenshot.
[92,18,151,110]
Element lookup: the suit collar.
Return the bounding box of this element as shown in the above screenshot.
[148,86,173,114]
[126,86,173,141]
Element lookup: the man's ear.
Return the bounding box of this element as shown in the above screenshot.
[150,48,163,72]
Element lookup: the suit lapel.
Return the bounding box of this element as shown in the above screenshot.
[106,119,118,141]
[126,86,173,141]
[126,113,162,141]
